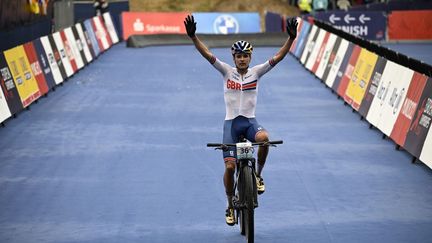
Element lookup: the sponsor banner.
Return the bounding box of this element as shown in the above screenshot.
[84,19,101,57]
[75,23,94,63]
[329,42,355,90]
[315,11,386,40]
[32,39,56,90]
[358,56,387,118]
[344,48,379,110]
[311,31,331,74]
[403,77,432,158]
[60,30,78,73]
[420,124,432,169]
[0,55,12,122]
[121,12,188,39]
[52,32,74,77]
[93,16,111,51]
[23,42,49,95]
[71,25,89,66]
[294,20,311,58]
[376,66,414,136]
[305,28,327,71]
[40,36,65,84]
[3,45,41,108]
[390,73,428,146]
[91,18,105,52]
[336,45,361,97]
[388,10,432,40]
[98,15,113,46]
[64,27,85,70]
[103,12,120,44]
[322,36,342,84]
[300,25,318,64]
[315,33,338,79]
[0,80,11,123]
[326,39,352,88]
[366,61,402,127]
[0,53,23,115]
[193,12,260,34]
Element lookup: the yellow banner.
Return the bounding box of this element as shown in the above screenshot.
[3,45,41,107]
[345,48,379,110]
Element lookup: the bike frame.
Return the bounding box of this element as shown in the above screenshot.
[207,139,282,243]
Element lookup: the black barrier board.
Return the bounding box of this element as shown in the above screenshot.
[48,35,67,80]
[71,25,88,66]
[331,42,354,92]
[403,77,432,158]
[0,53,23,115]
[321,37,342,82]
[358,56,388,118]
[32,39,56,90]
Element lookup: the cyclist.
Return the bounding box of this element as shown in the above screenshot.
[184,15,298,226]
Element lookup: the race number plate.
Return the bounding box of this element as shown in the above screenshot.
[236,142,254,160]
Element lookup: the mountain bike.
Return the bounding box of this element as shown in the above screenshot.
[207,139,283,243]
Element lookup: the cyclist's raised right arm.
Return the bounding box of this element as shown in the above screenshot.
[191,36,214,63]
[184,15,214,63]
[184,14,230,74]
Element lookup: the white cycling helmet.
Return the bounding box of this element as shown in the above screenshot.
[231,40,253,55]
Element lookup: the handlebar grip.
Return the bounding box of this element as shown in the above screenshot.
[207,143,222,147]
[269,140,283,145]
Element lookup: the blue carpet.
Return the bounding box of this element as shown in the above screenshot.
[0,43,431,243]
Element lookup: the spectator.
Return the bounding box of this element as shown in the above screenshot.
[94,0,109,16]
[298,0,312,14]
[337,0,351,10]
[313,0,329,11]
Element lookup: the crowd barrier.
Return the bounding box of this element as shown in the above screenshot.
[74,0,129,39]
[290,17,432,169]
[0,12,120,126]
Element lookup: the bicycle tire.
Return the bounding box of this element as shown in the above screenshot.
[239,208,245,235]
[243,166,255,243]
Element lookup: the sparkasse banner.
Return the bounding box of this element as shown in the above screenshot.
[121,12,188,39]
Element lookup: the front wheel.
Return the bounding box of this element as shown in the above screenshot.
[243,166,255,243]
[239,208,245,235]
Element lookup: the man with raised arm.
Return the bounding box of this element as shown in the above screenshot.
[184,15,298,226]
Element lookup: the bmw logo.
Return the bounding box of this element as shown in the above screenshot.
[213,14,239,34]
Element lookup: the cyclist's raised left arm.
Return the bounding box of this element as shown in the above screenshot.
[270,18,298,65]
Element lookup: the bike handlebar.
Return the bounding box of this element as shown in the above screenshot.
[207,140,283,148]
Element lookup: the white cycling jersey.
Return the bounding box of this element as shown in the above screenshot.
[210,56,276,120]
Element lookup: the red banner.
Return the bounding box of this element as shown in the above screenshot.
[23,42,49,95]
[390,72,428,146]
[121,12,188,40]
[388,10,432,40]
